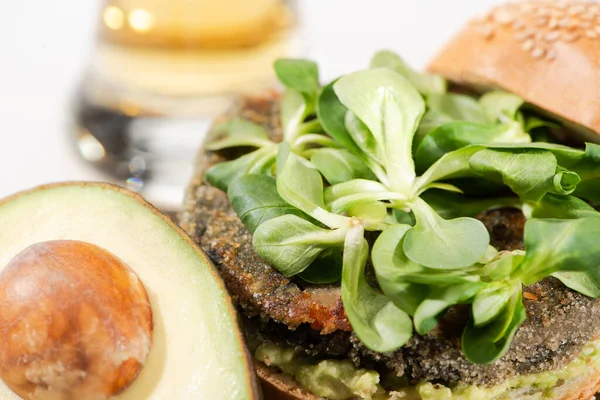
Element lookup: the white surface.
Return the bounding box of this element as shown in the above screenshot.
[0,0,503,200]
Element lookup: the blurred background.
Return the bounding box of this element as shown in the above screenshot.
[0,0,503,211]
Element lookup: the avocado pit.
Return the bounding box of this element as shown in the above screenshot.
[0,240,153,400]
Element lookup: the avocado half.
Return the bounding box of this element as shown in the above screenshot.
[0,182,260,400]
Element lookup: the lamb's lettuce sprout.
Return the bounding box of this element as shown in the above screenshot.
[202,52,600,364]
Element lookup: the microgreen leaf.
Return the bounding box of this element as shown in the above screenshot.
[311,148,376,185]
[552,271,600,298]
[228,174,310,234]
[205,118,272,151]
[341,223,413,352]
[489,142,584,167]
[328,191,406,215]
[274,59,320,106]
[277,142,324,209]
[275,57,323,141]
[523,194,599,220]
[293,133,338,150]
[401,270,481,285]
[584,142,600,161]
[427,93,490,124]
[571,143,600,181]
[393,210,416,226]
[478,91,524,122]
[370,50,446,95]
[372,224,480,320]
[298,249,343,284]
[421,190,519,220]
[524,115,560,132]
[404,198,490,269]
[414,282,485,335]
[347,202,388,226]
[477,251,525,281]
[317,80,364,157]
[469,149,558,201]
[276,142,348,228]
[516,218,600,286]
[414,109,455,151]
[334,68,425,193]
[281,90,308,142]
[324,179,389,205]
[371,224,427,315]
[551,168,581,195]
[253,215,347,277]
[416,142,588,195]
[415,122,490,172]
[345,111,386,167]
[415,122,530,173]
[462,290,525,364]
[415,146,484,189]
[472,281,515,327]
[575,179,600,204]
[479,246,500,264]
[205,146,277,192]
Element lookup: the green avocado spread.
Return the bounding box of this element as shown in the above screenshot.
[256,343,387,400]
[255,339,600,400]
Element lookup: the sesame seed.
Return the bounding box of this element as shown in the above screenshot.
[568,5,585,16]
[550,9,566,19]
[521,3,535,12]
[523,39,535,51]
[513,20,526,30]
[494,9,514,25]
[479,24,495,39]
[480,1,600,56]
[545,31,561,42]
[558,17,576,29]
[563,32,581,42]
[516,31,535,41]
[531,48,546,59]
[535,16,549,27]
[581,12,595,21]
[536,7,551,17]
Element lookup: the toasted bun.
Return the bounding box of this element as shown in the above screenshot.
[428,1,600,140]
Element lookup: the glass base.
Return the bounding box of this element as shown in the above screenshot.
[71,93,213,212]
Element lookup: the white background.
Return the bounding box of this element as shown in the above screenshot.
[0,0,503,200]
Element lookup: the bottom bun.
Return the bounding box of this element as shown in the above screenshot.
[256,355,600,400]
[256,361,320,400]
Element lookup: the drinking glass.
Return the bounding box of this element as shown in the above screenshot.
[72,0,301,210]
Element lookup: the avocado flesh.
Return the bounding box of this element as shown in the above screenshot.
[0,183,258,400]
